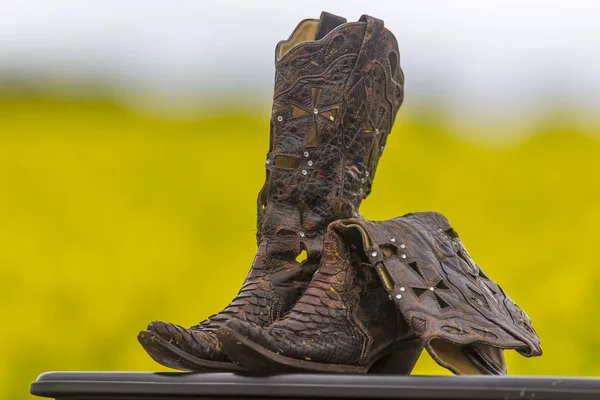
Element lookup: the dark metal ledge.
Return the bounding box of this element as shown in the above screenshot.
[30,372,600,400]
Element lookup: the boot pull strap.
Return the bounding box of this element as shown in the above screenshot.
[315,11,347,40]
[355,14,386,72]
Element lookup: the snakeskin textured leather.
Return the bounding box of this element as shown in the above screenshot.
[218,212,541,374]
[217,225,422,374]
[138,12,405,371]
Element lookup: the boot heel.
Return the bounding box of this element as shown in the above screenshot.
[369,340,424,375]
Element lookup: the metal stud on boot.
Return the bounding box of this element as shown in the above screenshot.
[138,12,405,372]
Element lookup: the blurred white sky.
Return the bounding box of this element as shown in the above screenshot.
[0,0,599,130]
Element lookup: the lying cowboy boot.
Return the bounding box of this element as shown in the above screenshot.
[335,212,542,374]
[217,212,542,374]
[138,12,406,372]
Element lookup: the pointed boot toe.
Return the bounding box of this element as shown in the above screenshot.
[221,318,302,355]
[216,320,281,373]
[217,318,280,359]
[138,321,243,372]
[217,319,368,374]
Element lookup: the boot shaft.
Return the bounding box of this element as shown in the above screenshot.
[258,14,404,246]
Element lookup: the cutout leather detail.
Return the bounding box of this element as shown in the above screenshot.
[320,109,337,121]
[291,105,310,118]
[290,87,338,148]
[296,248,308,263]
[408,261,424,279]
[308,121,317,146]
[380,244,397,257]
[436,280,449,290]
[274,155,301,170]
[376,263,394,291]
[364,107,386,134]
[258,184,268,212]
[435,293,451,309]
[275,228,297,237]
[363,98,388,175]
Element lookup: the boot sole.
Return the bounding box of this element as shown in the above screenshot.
[217,327,422,374]
[137,330,243,372]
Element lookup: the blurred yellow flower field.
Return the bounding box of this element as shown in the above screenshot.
[1,98,599,399]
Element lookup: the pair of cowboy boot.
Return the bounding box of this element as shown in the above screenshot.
[138,12,542,375]
[138,11,407,373]
[218,212,542,374]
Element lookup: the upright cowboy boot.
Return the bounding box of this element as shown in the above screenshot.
[217,212,542,374]
[138,12,405,371]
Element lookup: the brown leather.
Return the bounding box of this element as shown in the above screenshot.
[334,212,542,374]
[219,212,541,375]
[139,12,405,371]
[217,223,422,373]
[315,12,347,40]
